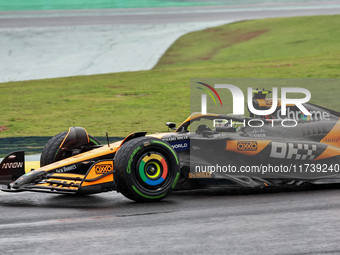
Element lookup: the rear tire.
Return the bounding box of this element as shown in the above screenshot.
[40,131,100,167]
[114,137,180,202]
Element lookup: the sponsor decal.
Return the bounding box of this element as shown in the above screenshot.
[172,172,180,189]
[55,164,77,173]
[322,138,338,143]
[189,172,212,178]
[169,140,190,152]
[95,164,113,174]
[237,141,258,151]
[251,129,267,137]
[270,142,317,160]
[226,140,271,156]
[127,146,140,174]
[2,162,23,169]
[162,135,189,142]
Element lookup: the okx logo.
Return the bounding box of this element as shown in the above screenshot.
[196,82,311,117]
[237,141,258,151]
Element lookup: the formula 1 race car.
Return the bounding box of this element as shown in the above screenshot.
[1,90,340,202]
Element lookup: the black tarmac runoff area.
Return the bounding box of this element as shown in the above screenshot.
[1,185,340,254]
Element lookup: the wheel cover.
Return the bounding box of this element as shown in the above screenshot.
[137,152,169,187]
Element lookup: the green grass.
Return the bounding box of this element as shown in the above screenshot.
[0,15,340,139]
[155,15,340,69]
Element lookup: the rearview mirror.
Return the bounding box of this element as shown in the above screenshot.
[166,122,176,130]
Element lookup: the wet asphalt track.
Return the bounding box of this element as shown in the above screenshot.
[1,185,340,254]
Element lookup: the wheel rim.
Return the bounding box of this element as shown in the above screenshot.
[136,152,169,188]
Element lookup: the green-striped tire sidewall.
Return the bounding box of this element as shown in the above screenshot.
[114,137,180,202]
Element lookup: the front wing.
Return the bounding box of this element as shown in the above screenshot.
[1,158,116,195]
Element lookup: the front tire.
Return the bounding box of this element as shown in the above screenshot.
[40,131,100,167]
[114,137,180,202]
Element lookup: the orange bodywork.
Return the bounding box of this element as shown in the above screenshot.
[81,160,114,187]
[38,141,121,173]
[225,140,272,156]
[320,120,340,148]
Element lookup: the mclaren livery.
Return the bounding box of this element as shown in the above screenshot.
[1,90,340,202]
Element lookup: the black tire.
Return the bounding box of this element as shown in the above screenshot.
[40,131,100,167]
[114,136,180,202]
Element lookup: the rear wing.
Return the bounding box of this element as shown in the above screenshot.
[0,151,25,185]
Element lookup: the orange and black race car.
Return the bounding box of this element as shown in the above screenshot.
[1,90,340,202]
